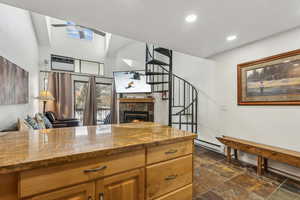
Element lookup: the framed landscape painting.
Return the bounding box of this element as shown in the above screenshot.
[238,49,300,105]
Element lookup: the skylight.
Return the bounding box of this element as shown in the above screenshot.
[66,21,93,40]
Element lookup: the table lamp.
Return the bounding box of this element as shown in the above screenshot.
[36,91,55,113]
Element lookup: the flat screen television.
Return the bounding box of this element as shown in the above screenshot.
[114,71,151,94]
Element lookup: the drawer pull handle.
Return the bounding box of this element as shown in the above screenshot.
[165,174,178,181]
[165,149,178,154]
[84,165,107,173]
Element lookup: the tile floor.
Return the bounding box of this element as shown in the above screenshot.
[193,146,300,200]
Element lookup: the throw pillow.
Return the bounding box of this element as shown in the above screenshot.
[18,119,33,131]
[25,116,40,130]
[36,113,53,129]
[35,113,46,129]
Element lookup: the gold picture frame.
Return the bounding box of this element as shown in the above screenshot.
[238,49,300,105]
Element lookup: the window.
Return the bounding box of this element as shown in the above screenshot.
[51,54,104,76]
[51,55,75,72]
[74,81,112,124]
[66,21,93,40]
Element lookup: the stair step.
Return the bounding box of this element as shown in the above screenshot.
[147,81,169,85]
[145,72,169,75]
[154,47,172,57]
[146,59,169,66]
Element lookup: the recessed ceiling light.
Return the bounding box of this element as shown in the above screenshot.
[227,35,237,41]
[283,60,290,63]
[185,14,197,23]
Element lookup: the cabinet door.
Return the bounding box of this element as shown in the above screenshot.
[96,169,144,200]
[27,182,95,200]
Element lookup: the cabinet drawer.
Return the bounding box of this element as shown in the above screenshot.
[25,182,95,200]
[146,155,192,200]
[147,140,193,164]
[155,184,192,200]
[20,149,145,198]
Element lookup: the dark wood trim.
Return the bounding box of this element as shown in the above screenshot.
[73,80,112,117]
[237,49,300,105]
[118,98,154,103]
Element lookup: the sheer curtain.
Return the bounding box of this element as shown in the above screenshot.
[83,76,97,126]
[46,72,73,119]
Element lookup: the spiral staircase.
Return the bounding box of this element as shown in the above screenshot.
[145,44,198,133]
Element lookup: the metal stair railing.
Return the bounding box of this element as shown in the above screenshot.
[145,44,198,133]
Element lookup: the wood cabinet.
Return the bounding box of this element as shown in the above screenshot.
[155,184,192,200]
[146,155,193,199]
[147,140,193,165]
[2,139,194,200]
[25,182,95,200]
[25,169,145,200]
[19,150,145,198]
[96,169,145,200]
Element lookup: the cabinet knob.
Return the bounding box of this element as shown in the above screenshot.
[83,165,107,173]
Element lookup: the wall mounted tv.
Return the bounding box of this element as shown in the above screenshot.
[114,71,151,94]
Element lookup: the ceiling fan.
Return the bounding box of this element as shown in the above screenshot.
[51,23,106,38]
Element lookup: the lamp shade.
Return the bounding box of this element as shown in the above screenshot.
[36,90,55,101]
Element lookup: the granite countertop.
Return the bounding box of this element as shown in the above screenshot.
[0,122,196,174]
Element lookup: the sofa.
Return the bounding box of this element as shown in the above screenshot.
[18,112,79,131]
[45,111,80,128]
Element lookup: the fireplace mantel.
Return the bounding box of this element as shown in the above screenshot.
[118,98,154,103]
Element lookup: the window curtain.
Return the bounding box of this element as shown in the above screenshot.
[83,76,97,126]
[111,81,118,124]
[46,72,73,119]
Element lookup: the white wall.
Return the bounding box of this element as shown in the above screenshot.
[172,52,219,143]
[210,27,300,176]
[105,40,146,76]
[0,3,39,130]
[38,18,106,73]
[50,18,105,62]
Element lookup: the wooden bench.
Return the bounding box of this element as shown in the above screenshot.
[217,136,300,176]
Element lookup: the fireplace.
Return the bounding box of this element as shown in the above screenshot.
[119,98,154,123]
[123,111,149,123]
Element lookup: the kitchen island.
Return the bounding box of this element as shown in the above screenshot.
[0,122,196,200]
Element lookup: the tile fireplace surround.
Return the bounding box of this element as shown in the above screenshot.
[119,98,154,123]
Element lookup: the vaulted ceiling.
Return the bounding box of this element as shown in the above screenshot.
[1,0,300,57]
